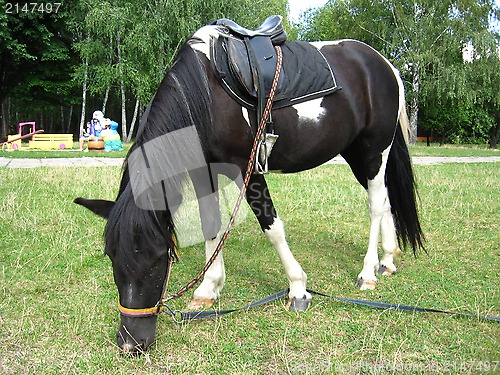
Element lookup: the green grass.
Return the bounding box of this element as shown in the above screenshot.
[0,164,499,374]
[409,143,499,157]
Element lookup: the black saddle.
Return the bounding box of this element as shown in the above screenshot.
[213,16,287,109]
[209,16,339,174]
[211,18,339,111]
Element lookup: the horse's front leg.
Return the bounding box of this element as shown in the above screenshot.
[247,174,312,311]
[187,168,225,310]
[188,235,225,310]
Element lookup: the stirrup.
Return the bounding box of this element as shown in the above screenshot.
[255,133,279,174]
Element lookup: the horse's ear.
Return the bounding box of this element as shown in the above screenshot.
[74,197,115,219]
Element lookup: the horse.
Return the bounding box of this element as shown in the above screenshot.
[75,18,424,353]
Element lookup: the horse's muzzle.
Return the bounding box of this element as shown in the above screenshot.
[116,315,158,354]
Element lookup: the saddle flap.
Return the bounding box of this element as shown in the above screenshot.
[227,38,255,96]
[245,35,280,95]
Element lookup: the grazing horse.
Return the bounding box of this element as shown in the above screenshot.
[75,18,424,353]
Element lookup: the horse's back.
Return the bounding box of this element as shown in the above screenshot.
[314,39,401,141]
[262,40,400,172]
[193,31,402,173]
[313,39,399,95]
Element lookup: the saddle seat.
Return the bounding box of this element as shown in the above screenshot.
[214,15,287,44]
[213,15,287,99]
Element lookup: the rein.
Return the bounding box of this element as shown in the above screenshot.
[118,45,284,318]
[166,288,500,324]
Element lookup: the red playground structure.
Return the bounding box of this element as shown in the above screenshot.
[0,122,44,150]
[1,122,73,150]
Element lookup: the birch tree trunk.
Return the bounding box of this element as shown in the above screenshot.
[60,106,65,133]
[1,98,7,138]
[117,29,127,141]
[79,58,89,139]
[102,86,110,114]
[126,98,140,142]
[66,105,73,133]
[408,63,420,145]
[120,81,127,140]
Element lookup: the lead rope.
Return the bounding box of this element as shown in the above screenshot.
[161,45,283,305]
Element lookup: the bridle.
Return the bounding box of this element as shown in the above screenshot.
[117,45,284,319]
[118,245,178,318]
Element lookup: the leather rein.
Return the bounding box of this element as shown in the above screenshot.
[118,46,284,318]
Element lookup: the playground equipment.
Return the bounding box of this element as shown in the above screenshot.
[29,133,73,149]
[1,122,41,150]
[0,130,45,150]
[0,122,74,150]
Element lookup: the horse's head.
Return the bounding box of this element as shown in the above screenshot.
[74,195,175,354]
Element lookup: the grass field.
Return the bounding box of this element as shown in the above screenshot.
[0,143,131,159]
[0,160,499,373]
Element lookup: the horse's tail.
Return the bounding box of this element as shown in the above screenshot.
[398,102,411,145]
[385,101,425,255]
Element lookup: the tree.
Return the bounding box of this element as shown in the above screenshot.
[2,0,290,140]
[72,0,288,141]
[296,0,499,145]
[0,4,79,138]
[462,34,500,147]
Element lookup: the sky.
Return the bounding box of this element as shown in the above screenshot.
[288,0,328,22]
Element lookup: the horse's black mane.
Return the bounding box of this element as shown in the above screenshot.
[105,41,213,276]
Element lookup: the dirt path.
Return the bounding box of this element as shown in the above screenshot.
[326,155,500,165]
[1,155,499,168]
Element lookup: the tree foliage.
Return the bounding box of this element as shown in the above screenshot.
[1,0,288,139]
[2,0,498,147]
[0,1,79,136]
[297,0,500,147]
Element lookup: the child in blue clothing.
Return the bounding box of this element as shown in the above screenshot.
[101,119,123,151]
[79,111,105,151]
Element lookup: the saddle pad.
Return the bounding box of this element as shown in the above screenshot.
[211,37,340,110]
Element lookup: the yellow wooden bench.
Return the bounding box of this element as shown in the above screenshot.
[29,134,74,149]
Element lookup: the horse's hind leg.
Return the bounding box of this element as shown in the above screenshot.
[187,167,225,310]
[378,210,402,276]
[246,174,312,310]
[344,139,401,289]
[355,146,397,290]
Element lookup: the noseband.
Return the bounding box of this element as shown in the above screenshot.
[118,245,178,318]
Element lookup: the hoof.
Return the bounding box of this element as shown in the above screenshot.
[356,278,377,291]
[378,265,396,276]
[187,297,215,311]
[288,296,312,312]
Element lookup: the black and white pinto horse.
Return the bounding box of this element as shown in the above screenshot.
[76,22,424,353]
